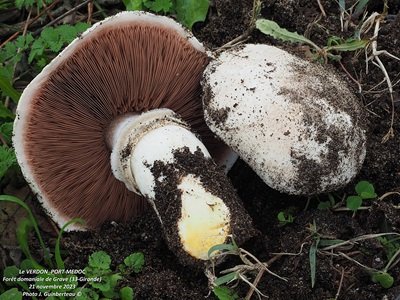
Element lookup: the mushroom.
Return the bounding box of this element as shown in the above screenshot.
[202,44,367,195]
[13,12,253,264]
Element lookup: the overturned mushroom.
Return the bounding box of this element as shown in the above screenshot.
[202,44,367,195]
[13,12,253,264]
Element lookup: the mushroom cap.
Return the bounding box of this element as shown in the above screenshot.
[13,11,223,229]
[202,44,367,195]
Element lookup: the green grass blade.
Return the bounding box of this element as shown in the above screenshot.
[16,218,39,265]
[318,239,345,247]
[339,0,345,13]
[309,237,320,288]
[214,272,238,286]
[0,195,53,268]
[55,218,85,269]
[354,0,369,17]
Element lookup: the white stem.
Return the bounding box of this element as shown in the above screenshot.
[109,109,231,260]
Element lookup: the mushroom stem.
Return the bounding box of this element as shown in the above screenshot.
[109,109,232,261]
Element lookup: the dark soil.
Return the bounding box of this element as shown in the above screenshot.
[1,0,400,299]
[145,147,255,267]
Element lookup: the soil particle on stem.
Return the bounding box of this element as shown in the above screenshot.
[150,147,256,266]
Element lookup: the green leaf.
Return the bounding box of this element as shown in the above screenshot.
[256,19,320,50]
[3,265,30,292]
[377,236,400,260]
[309,237,319,288]
[120,286,134,300]
[57,25,79,43]
[277,211,294,224]
[28,22,89,66]
[22,0,35,9]
[0,103,14,119]
[84,266,109,279]
[15,0,34,9]
[0,146,16,179]
[20,259,36,270]
[346,195,363,211]
[144,0,173,13]
[35,274,55,292]
[41,27,64,52]
[355,180,377,199]
[74,288,99,300]
[371,272,394,289]
[124,252,144,273]
[0,288,22,300]
[91,273,121,293]
[214,272,238,286]
[0,122,14,144]
[175,0,210,29]
[318,194,336,210]
[0,42,17,63]
[213,286,239,300]
[36,58,48,69]
[89,251,111,270]
[277,211,286,222]
[74,22,90,33]
[208,243,238,258]
[123,0,143,10]
[317,201,332,210]
[3,266,19,286]
[102,286,119,298]
[325,39,369,52]
[326,35,342,47]
[14,34,33,49]
[0,76,20,103]
[29,39,45,64]
[65,274,78,291]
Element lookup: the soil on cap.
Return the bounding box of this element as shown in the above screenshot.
[203,47,367,195]
[280,60,367,195]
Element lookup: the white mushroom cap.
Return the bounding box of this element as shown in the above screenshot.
[202,44,367,195]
